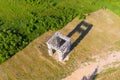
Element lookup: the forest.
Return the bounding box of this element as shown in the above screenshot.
[0,0,120,63]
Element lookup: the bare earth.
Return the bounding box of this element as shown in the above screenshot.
[63,51,120,80]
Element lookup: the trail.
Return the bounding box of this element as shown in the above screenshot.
[63,51,120,80]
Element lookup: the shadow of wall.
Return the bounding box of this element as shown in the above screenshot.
[63,21,93,59]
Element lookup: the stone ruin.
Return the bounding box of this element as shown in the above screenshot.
[46,32,71,61]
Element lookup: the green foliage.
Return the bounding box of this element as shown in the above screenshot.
[0,0,120,63]
[0,28,28,63]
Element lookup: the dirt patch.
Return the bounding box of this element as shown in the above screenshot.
[63,51,120,80]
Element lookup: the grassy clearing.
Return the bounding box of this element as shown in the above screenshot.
[0,0,120,63]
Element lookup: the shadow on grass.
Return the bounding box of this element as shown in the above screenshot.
[82,66,98,80]
[63,21,93,59]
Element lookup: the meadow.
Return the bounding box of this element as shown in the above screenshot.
[0,0,120,64]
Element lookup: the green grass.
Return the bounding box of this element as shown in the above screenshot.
[0,0,120,63]
[115,40,120,50]
[109,40,120,51]
[95,65,120,80]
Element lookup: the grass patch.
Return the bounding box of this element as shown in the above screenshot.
[109,40,120,51]
[96,66,120,80]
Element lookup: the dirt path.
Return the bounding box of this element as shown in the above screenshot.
[62,51,120,80]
